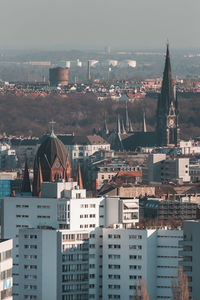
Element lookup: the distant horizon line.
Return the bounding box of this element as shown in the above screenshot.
[0,45,199,53]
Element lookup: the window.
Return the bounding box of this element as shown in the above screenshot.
[37,215,50,219]
[108,264,120,269]
[24,285,37,290]
[24,265,37,270]
[108,274,120,279]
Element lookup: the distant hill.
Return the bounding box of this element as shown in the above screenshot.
[0,93,199,139]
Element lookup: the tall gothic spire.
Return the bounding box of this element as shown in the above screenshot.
[116,114,121,134]
[129,120,133,132]
[76,162,83,189]
[21,159,31,193]
[125,101,129,132]
[142,111,147,133]
[33,160,43,197]
[121,119,126,134]
[156,44,180,147]
[160,43,175,109]
[103,113,109,135]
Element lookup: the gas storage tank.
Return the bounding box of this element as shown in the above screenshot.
[49,67,69,86]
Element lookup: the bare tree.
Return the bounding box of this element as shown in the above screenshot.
[171,266,192,300]
[134,279,150,300]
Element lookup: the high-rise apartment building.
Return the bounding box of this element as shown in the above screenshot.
[0,239,13,300]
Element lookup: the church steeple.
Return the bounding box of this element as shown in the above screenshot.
[156,44,180,147]
[160,43,174,110]
[125,101,129,132]
[142,111,147,133]
[121,119,126,134]
[116,114,121,134]
[21,159,31,193]
[76,162,83,189]
[103,113,109,135]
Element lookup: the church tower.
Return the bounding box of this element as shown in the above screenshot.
[32,130,71,196]
[156,44,180,147]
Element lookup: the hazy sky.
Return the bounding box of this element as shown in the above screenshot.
[0,0,200,50]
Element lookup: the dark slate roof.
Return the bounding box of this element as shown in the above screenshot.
[35,134,68,168]
[39,134,109,146]
[122,132,157,151]
[10,139,21,146]
[20,139,38,146]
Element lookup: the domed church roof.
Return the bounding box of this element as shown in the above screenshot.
[33,130,71,196]
[35,131,68,168]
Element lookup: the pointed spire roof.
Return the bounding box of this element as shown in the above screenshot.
[49,120,57,138]
[66,154,71,181]
[129,120,133,132]
[103,113,109,135]
[121,119,126,134]
[76,162,83,189]
[21,159,31,193]
[116,114,121,134]
[142,111,147,133]
[33,160,43,197]
[160,43,175,109]
[125,101,129,132]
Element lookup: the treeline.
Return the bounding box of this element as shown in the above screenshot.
[0,93,199,139]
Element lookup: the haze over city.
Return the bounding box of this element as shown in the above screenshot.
[0,1,200,300]
[0,0,200,50]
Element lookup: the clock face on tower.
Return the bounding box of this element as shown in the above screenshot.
[55,162,61,168]
[168,118,175,128]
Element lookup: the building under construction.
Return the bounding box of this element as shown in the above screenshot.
[49,67,69,86]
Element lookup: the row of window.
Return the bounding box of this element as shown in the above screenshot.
[62,233,89,241]
[62,264,88,272]
[24,255,37,259]
[80,204,96,208]
[1,268,12,280]
[62,274,88,282]
[24,285,37,290]
[108,234,121,239]
[24,235,37,239]
[62,284,88,292]
[24,265,37,270]
[80,214,96,218]
[80,224,96,229]
[62,254,88,262]
[108,244,121,249]
[24,274,37,280]
[0,249,12,262]
[62,243,88,252]
[129,245,142,250]
[16,215,50,219]
[24,245,37,249]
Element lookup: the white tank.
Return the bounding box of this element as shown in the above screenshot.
[77,59,82,67]
[108,60,118,67]
[66,61,71,68]
[120,60,136,68]
[89,60,99,67]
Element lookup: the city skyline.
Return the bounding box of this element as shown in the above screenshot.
[0,0,200,50]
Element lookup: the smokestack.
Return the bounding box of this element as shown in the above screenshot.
[88,60,91,81]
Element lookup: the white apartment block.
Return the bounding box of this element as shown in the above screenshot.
[180,140,200,155]
[19,229,61,300]
[0,239,13,300]
[88,227,183,300]
[0,181,139,299]
[19,228,90,300]
[143,154,190,184]
[179,220,200,300]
